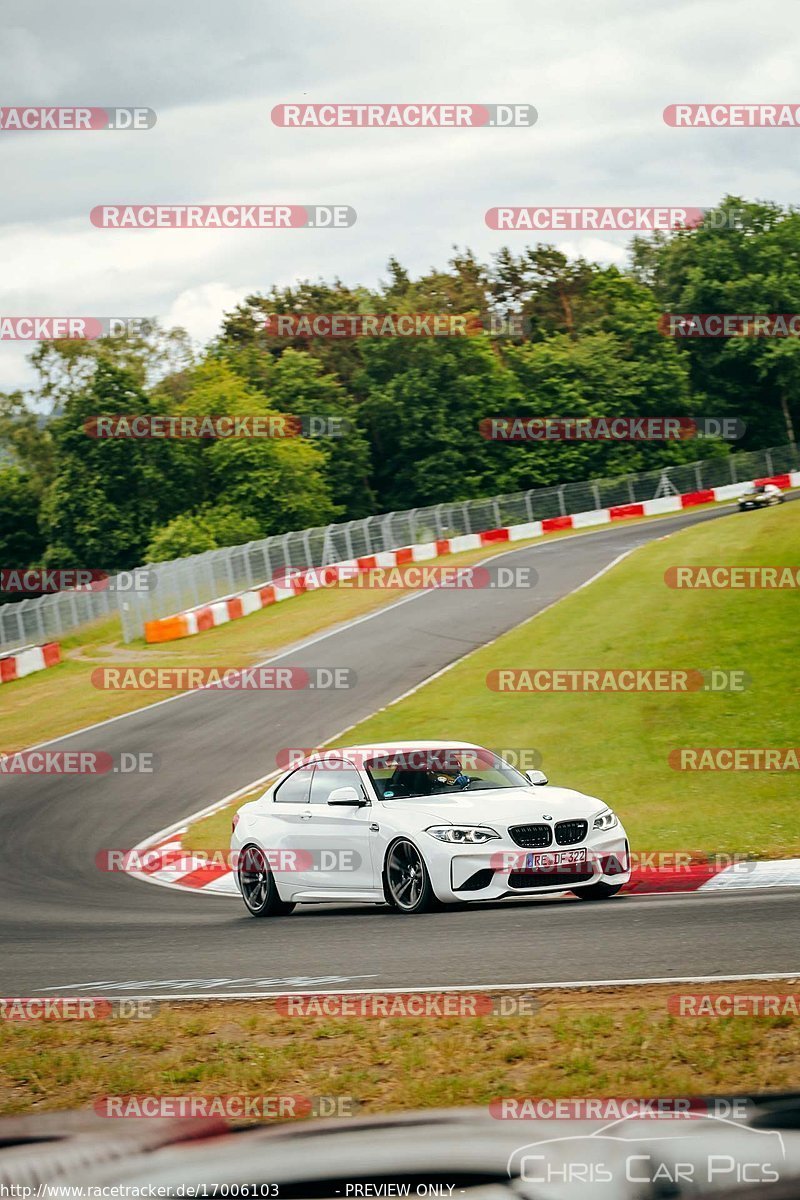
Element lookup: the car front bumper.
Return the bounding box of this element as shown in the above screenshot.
[425,829,631,902]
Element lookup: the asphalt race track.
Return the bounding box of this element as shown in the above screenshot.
[1,504,798,996]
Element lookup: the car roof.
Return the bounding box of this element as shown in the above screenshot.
[325,741,483,755]
[297,741,486,766]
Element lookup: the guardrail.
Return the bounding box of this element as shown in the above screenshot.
[1,441,798,647]
[143,473,800,644]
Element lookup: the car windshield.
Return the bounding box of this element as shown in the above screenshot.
[364,749,529,799]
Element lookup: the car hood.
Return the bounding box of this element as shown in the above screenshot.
[381,786,608,827]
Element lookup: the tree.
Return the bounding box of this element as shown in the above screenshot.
[163,359,340,537]
[265,350,374,517]
[30,322,195,413]
[6,207,789,581]
[216,280,373,395]
[490,247,599,339]
[380,248,490,313]
[360,336,523,509]
[630,197,800,449]
[40,362,196,571]
[0,467,44,567]
[497,267,720,484]
[144,506,262,562]
[0,392,56,493]
[502,332,707,486]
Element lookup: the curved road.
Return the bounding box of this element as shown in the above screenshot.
[1,504,798,996]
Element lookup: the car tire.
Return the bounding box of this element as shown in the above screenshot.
[383,838,441,914]
[238,844,296,917]
[572,881,624,901]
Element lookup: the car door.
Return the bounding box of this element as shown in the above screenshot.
[256,764,318,893]
[301,758,380,892]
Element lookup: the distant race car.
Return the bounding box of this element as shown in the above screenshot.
[230,741,631,915]
[738,482,785,511]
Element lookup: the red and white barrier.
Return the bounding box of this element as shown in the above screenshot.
[144,472,800,643]
[0,641,61,684]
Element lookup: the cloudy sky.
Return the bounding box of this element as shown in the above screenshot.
[1,0,798,393]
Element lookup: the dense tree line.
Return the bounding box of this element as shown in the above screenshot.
[1,197,797,577]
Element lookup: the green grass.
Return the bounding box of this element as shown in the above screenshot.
[183,782,268,850]
[185,502,800,858]
[0,538,547,750]
[330,503,799,856]
[1,985,798,1115]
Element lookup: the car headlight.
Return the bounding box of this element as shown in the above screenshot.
[426,825,500,844]
[593,809,619,831]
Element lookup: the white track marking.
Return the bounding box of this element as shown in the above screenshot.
[32,970,800,998]
[40,974,381,992]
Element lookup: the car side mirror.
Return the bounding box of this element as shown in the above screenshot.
[327,786,364,806]
[525,770,549,786]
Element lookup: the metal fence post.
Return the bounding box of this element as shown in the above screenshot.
[261,540,272,584]
[36,603,46,644]
[434,504,446,539]
[225,550,237,594]
[381,513,395,551]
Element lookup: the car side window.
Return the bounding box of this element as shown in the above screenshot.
[309,762,365,805]
[273,765,315,804]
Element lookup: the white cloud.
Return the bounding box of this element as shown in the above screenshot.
[1,0,798,391]
[163,283,247,344]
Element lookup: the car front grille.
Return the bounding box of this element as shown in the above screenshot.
[508,870,594,889]
[508,823,553,848]
[554,819,588,846]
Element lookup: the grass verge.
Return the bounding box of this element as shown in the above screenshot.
[187,502,800,857]
[1,983,798,1115]
[337,503,799,857]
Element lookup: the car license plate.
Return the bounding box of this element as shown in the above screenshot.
[524,848,587,870]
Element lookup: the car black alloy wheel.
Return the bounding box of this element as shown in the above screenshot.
[385,839,439,913]
[238,844,295,917]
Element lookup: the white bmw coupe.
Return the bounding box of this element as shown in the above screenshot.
[231,741,631,916]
